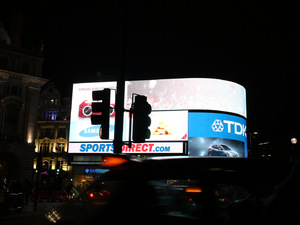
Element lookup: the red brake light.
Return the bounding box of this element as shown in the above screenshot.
[89,193,94,198]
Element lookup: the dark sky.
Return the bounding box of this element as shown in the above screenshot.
[1,1,300,140]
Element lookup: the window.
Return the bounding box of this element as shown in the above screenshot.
[5,85,21,97]
[44,141,49,153]
[45,111,57,121]
[43,161,49,171]
[57,128,66,138]
[39,142,43,153]
[57,143,65,153]
[3,104,19,140]
[40,128,55,139]
[221,145,231,150]
[49,99,58,105]
[40,128,45,138]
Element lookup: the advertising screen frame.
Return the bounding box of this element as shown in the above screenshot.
[68,78,247,156]
[188,111,247,158]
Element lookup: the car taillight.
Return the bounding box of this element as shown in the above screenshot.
[89,193,94,198]
[208,148,211,151]
[185,187,203,193]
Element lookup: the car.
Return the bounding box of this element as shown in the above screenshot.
[208,144,239,157]
[44,156,290,225]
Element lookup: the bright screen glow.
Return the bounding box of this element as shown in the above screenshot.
[126,78,246,117]
[188,112,247,158]
[69,78,246,154]
[69,82,116,142]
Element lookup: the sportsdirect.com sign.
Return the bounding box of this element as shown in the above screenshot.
[69,142,184,154]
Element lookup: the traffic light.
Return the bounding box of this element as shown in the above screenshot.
[132,95,152,143]
[91,88,112,139]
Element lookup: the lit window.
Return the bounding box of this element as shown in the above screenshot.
[46,111,57,121]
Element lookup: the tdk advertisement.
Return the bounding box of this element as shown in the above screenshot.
[188,112,247,158]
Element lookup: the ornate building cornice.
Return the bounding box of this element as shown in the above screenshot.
[0,69,48,88]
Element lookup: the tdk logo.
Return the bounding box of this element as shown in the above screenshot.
[211,120,224,132]
[212,119,246,137]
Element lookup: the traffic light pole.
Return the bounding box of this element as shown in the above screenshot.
[113,1,128,154]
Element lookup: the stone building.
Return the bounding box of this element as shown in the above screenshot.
[0,12,48,183]
[34,82,71,190]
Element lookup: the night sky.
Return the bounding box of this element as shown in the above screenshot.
[1,1,300,141]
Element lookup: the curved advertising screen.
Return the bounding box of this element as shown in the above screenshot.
[69,78,247,156]
[188,112,247,158]
[126,78,246,117]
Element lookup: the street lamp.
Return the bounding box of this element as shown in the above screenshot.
[291,137,298,163]
[291,137,297,145]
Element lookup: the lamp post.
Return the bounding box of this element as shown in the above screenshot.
[290,137,297,163]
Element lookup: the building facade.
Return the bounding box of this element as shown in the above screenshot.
[0,14,48,184]
[34,82,71,192]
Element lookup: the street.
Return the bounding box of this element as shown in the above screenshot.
[0,201,64,225]
[0,214,45,225]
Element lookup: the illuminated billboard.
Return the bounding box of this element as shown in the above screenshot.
[126,78,246,117]
[149,111,188,141]
[188,112,247,157]
[69,142,185,154]
[69,78,246,155]
[69,82,117,142]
